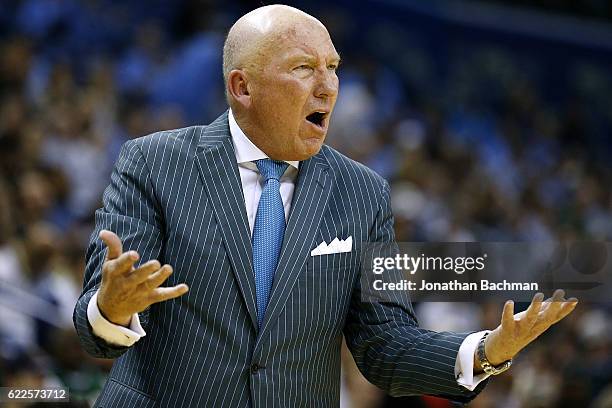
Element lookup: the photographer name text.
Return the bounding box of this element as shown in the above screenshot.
[373,279,539,291]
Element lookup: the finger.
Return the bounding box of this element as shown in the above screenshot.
[552,289,566,302]
[142,265,173,289]
[501,300,515,330]
[538,294,561,315]
[106,251,139,276]
[553,298,579,323]
[149,284,189,304]
[541,289,565,303]
[539,298,552,313]
[100,230,123,260]
[538,289,566,325]
[127,260,162,284]
[546,289,565,311]
[524,292,544,324]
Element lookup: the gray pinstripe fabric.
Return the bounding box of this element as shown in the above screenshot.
[73,112,486,407]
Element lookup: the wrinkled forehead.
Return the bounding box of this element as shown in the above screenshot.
[263,22,339,61]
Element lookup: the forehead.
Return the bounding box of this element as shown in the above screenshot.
[267,23,339,60]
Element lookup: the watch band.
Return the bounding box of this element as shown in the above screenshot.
[477,331,512,375]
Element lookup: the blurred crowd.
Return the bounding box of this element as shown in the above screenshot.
[0,0,610,407]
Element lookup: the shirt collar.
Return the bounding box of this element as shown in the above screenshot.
[228,109,299,170]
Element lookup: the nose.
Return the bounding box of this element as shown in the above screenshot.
[314,69,339,99]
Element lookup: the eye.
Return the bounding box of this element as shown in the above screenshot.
[295,64,313,71]
[327,63,338,71]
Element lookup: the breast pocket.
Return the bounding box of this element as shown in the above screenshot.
[302,252,358,334]
[307,251,356,272]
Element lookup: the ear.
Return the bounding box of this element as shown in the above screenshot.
[227,70,251,108]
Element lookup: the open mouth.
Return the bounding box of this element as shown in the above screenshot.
[305,111,328,128]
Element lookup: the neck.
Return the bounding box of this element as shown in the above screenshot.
[232,110,281,160]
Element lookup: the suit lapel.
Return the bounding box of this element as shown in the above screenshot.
[194,112,259,332]
[257,151,334,340]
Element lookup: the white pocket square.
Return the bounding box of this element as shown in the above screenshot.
[310,236,352,256]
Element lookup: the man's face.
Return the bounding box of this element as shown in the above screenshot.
[246,23,340,161]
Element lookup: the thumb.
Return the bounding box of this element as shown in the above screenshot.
[99,229,123,260]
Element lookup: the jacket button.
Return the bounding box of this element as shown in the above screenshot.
[251,363,263,374]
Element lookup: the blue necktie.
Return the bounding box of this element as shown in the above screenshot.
[252,159,289,328]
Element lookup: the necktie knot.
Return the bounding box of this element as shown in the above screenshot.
[255,159,289,182]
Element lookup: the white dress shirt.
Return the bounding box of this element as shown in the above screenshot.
[87,109,489,390]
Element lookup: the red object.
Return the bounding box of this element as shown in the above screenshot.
[422,395,454,408]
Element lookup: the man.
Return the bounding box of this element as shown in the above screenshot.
[73,5,577,407]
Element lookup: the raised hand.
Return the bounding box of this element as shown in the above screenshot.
[476,289,578,371]
[97,229,189,326]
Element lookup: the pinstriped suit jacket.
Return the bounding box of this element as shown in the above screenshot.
[73,112,485,407]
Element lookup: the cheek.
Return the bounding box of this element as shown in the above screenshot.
[275,76,312,102]
[256,75,313,128]
[277,94,310,124]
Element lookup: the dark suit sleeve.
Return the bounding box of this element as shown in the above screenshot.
[73,139,164,359]
[343,180,487,403]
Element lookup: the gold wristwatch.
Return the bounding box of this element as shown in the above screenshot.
[477,331,513,375]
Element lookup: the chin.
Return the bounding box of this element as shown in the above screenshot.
[298,139,324,160]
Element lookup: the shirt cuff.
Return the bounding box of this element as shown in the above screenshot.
[455,330,491,391]
[87,290,146,347]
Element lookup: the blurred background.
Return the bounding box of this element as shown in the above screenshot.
[0,0,611,407]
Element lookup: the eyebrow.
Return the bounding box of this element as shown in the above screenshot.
[286,52,342,65]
